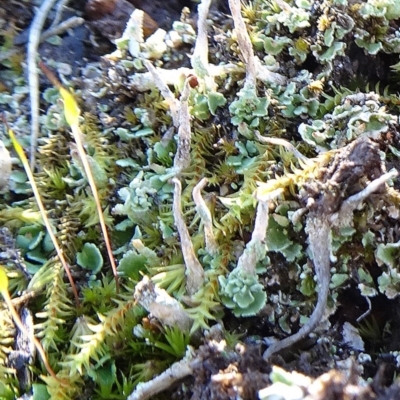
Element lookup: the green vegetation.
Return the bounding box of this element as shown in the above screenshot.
[2,0,400,398]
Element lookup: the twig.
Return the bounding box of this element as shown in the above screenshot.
[49,0,70,28]
[28,0,59,170]
[41,16,84,42]
[192,178,218,255]
[172,178,204,295]
[0,17,84,63]
[127,349,195,400]
[263,168,398,360]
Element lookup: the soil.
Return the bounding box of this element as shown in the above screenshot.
[3,0,400,399]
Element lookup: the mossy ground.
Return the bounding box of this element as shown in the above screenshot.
[3,0,400,399]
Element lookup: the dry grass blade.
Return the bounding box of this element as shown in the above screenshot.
[3,115,80,305]
[39,62,120,293]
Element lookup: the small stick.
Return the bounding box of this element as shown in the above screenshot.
[263,169,398,359]
[28,0,59,169]
[127,351,195,400]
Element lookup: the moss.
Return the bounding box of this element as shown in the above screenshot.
[3,0,400,397]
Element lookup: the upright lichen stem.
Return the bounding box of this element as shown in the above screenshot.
[191,0,215,91]
[172,178,204,295]
[228,0,286,86]
[173,79,192,173]
[192,178,218,255]
[237,199,270,275]
[228,0,257,87]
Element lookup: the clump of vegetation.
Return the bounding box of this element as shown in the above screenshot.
[2,0,400,398]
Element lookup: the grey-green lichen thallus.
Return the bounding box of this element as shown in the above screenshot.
[2,0,400,397]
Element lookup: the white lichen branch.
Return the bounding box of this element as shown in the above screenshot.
[191,0,216,91]
[192,0,211,71]
[330,169,399,227]
[228,0,256,87]
[173,79,192,173]
[192,178,218,255]
[263,169,398,360]
[28,0,59,169]
[143,60,180,127]
[127,348,196,400]
[228,0,286,86]
[255,130,309,164]
[237,199,270,276]
[172,178,205,295]
[133,276,192,331]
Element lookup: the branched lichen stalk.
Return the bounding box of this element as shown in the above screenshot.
[192,178,218,255]
[143,60,179,126]
[263,168,398,360]
[172,178,204,295]
[237,200,269,275]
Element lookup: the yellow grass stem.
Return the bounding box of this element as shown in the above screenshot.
[39,62,120,292]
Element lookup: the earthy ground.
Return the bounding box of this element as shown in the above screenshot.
[3,0,400,399]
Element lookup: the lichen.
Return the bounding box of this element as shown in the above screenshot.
[3,0,400,397]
